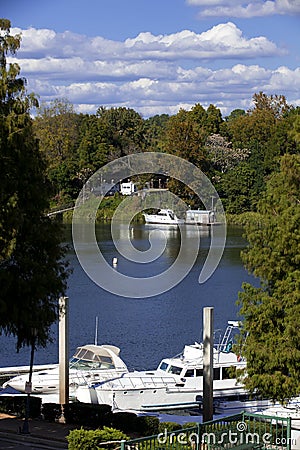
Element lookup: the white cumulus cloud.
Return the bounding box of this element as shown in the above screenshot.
[186,0,300,18]
[12,23,281,62]
[7,24,299,117]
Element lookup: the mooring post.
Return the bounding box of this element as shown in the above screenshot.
[203,306,214,423]
[59,296,69,423]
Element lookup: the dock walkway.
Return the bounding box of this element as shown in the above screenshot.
[0,413,76,449]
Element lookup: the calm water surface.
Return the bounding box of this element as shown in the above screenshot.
[0,224,257,370]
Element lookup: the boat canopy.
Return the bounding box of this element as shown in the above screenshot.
[73,344,121,360]
[70,344,127,371]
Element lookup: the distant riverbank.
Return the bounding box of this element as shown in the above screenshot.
[61,194,254,226]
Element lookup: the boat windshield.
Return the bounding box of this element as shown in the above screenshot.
[168,365,182,375]
[70,355,115,370]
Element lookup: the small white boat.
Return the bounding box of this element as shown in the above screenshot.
[255,403,300,450]
[76,321,247,412]
[214,397,269,415]
[3,344,128,395]
[214,397,300,415]
[143,209,184,225]
[256,402,300,430]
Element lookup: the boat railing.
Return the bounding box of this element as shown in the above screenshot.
[68,369,127,388]
[215,322,240,353]
[95,374,177,390]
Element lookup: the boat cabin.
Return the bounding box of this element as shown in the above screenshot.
[157,358,238,382]
[185,210,216,225]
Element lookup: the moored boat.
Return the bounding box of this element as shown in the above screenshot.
[3,344,128,395]
[185,209,216,225]
[255,403,300,449]
[214,396,300,415]
[76,321,247,412]
[255,402,300,430]
[143,209,184,225]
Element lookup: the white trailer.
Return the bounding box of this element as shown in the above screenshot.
[120,181,136,195]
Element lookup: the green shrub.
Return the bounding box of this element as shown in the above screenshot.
[0,396,41,418]
[64,403,112,427]
[136,415,159,436]
[41,402,112,426]
[41,403,62,422]
[67,426,129,450]
[111,412,139,433]
[182,422,198,429]
[158,421,182,433]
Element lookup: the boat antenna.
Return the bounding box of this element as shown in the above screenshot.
[95,316,98,346]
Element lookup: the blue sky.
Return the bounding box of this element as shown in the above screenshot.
[2,0,300,117]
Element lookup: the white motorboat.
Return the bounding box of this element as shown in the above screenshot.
[255,403,300,450]
[76,321,247,412]
[143,209,184,225]
[214,396,300,415]
[256,402,300,430]
[3,344,128,395]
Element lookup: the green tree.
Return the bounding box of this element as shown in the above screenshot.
[143,114,170,153]
[237,154,300,401]
[96,106,145,159]
[163,108,207,167]
[288,108,300,146]
[206,104,223,134]
[0,19,69,349]
[226,109,246,122]
[225,93,296,211]
[34,98,80,165]
[219,162,256,213]
[77,114,112,171]
[33,98,81,202]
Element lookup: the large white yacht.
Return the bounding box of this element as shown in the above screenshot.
[76,322,247,412]
[3,344,128,395]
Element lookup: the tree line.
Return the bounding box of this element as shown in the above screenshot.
[33,94,299,214]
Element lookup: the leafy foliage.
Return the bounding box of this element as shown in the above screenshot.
[25,89,300,216]
[67,426,129,450]
[0,19,69,349]
[238,154,300,401]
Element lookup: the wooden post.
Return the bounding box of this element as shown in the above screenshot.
[59,296,69,422]
[203,306,214,423]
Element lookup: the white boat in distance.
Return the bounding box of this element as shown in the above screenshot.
[76,321,247,412]
[143,209,184,225]
[3,344,128,395]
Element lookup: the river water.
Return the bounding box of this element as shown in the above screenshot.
[0,224,257,371]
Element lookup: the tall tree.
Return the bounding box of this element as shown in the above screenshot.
[163,108,207,167]
[96,106,145,159]
[33,98,81,203]
[0,19,69,349]
[237,154,300,401]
